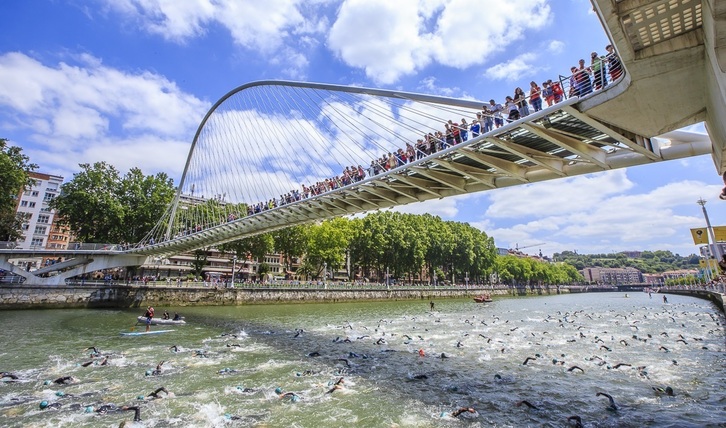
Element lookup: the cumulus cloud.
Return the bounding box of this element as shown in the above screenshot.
[484,53,542,82]
[475,170,720,255]
[97,0,327,78]
[328,0,552,84]
[547,40,565,54]
[0,52,209,179]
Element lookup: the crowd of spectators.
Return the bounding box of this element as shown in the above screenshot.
[176,45,624,238]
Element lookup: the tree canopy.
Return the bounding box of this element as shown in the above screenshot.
[51,162,175,243]
[0,139,37,241]
[553,250,700,273]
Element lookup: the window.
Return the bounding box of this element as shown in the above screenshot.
[20,200,28,207]
[31,238,44,247]
[38,215,50,224]
[40,207,52,212]
[21,224,29,231]
[34,226,47,235]
[44,193,55,201]
[28,202,35,208]
[31,191,39,197]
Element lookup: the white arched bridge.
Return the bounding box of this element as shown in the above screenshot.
[1,0,724,285]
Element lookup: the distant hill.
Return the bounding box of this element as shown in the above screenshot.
[553,250,701,273]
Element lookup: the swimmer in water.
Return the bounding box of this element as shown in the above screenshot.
[84,346,101,357]
[567,415,583,428]
[53,376,76,385]
[567,366,584,373]
[663,295,668,303]
[0,372,19,380]
[652,386,675,396]
[147,387,170,399]
[280,392,301,402]
[121,405,141,422]
[147,361,166,376]
[39,401,63,410]
[326,377,345,394]
[442,407,476,418]
[596,392,618,410]
[522,356,536,365]
[516,400,539,410]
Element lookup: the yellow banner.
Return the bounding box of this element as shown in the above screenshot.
[699,259,719,271]
[691,227,708,245]
[713,226,726,242]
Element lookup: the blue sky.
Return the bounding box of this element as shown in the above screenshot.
[0,0,722,257]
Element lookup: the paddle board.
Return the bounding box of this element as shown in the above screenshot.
[120,330,175,336]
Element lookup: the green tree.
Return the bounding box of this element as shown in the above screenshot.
[0,139,38,241]
[191,248,209,277]
[304,218,352,278]
[51,162,175,243]
[271,225,309,277]
[51,162,124,242]
[119,168,176,243]
[221,233,274,262]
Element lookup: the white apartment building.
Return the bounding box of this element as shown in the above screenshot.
[14,172,64,250]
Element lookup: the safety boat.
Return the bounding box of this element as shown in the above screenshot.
[473,294,493,303]
[137,316,186,325]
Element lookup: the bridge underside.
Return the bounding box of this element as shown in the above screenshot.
[134,96,709,258]
[0,251,148,286]
[591,0,726,172]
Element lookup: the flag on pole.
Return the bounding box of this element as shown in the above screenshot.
[713,226,726,242]
[691,228,708,245]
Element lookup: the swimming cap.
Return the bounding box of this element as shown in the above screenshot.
[85,406,94,413]
[145,370,152,376]
[43,380,51,385]
[274,387,283,394]
[291,395,300,402]
[55,391,65,397]
[39,401,49,409]
[137,395,145,400]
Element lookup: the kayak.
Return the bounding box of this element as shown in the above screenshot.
[137,316,186,325]
[120,330,175,336]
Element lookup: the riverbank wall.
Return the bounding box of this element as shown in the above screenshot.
[0,283,568,309]
[662,288,725,312]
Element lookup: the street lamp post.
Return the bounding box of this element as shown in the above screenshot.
[323,262,327,290]
[697,198,723,262]
[231,256,237,288]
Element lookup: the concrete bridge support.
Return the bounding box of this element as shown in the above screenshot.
[0,253,149,286]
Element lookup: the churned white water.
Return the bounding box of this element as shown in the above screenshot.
[0,292,723,427]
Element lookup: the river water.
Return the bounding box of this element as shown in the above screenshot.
[0,292,724,427]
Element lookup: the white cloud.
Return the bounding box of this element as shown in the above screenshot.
[484,53,541,82]
[392,195,462,218]
[547,40,565,54]
[328,0,552,84]
[0,52,209,180]
[476,170,721,255]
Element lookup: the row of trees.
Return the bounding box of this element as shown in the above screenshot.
[553,250,700,273]
[199,211,583,285]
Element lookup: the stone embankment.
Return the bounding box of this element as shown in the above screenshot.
[661,287,725,312]
[0,283,567,309]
